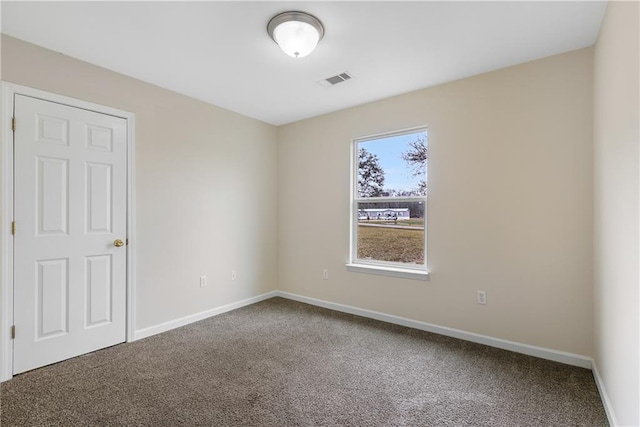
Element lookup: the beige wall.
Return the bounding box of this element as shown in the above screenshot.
[278,48,594,357]
[1,35,279,330]
[593,1,640,425]
[1,35,597,359]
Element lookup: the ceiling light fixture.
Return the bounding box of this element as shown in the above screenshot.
[267,11,324,58]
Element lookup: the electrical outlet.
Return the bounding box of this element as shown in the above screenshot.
[322,269,329,280]
[231,270,237,281]
[477,290,487,305]
[199,276,207,288]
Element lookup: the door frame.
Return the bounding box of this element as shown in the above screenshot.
[0,82,137,381]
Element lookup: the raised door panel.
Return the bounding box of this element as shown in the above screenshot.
[36,258,69,340]
[86,163,112,234]
[86,125,113,152]
[36,114,69,146]
[85,255,112,327]
[36,157,68,235]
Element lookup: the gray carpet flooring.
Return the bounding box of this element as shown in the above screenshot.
[2,297,608,426]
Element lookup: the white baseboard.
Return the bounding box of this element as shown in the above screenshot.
[591,360,619,426]
[134,289,593,370]
[274,291,593,369]
[133,291,279,341]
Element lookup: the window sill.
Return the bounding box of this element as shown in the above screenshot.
[346,263,429,281]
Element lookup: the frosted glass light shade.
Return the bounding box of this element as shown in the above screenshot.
[273,21,319,58]
[268,12,324,58]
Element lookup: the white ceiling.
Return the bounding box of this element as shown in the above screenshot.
[1,1,607,126]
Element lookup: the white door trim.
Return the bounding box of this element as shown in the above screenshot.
[0,82,137,381]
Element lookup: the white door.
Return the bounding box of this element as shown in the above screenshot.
[13,94,127,374]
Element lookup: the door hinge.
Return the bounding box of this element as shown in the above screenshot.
[11,221,16,235]
[126,238,129,246]
[11,117,16,132]
[11,325,15,339]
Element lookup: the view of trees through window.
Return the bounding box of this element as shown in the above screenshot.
[355,129,427,266]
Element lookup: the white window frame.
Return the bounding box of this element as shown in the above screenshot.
[347,126,429,281]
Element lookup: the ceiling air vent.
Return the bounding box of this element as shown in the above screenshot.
[317,72,354,88]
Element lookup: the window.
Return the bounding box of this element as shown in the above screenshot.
[348,127,428,279]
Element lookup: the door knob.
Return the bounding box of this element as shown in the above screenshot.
[114,239,125,247]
